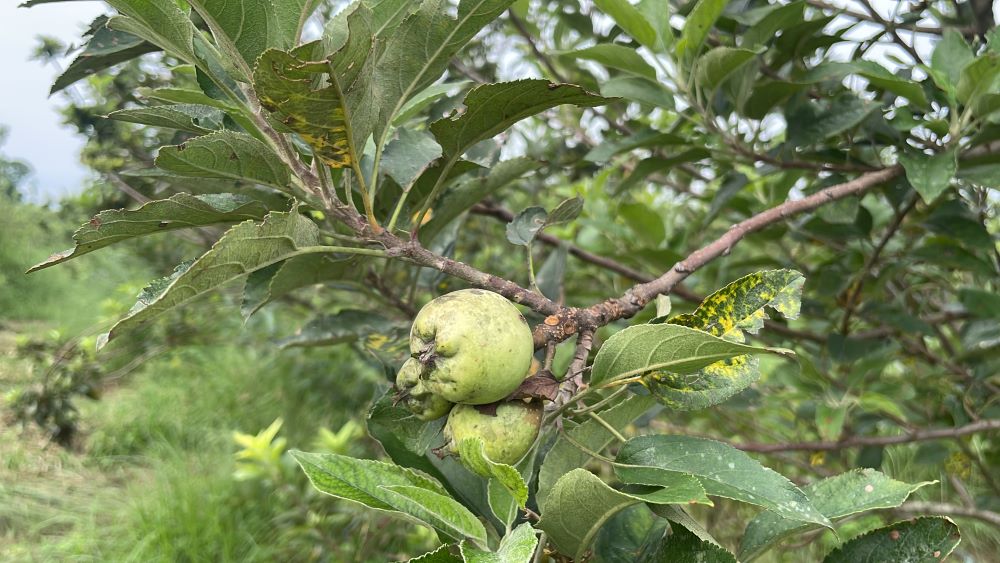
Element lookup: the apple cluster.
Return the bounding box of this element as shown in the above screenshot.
[395,289,542,464]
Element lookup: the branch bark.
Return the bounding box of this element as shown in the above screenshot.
[896,502,1000,528]
[532,166,903,346]
[734,419,1000,453]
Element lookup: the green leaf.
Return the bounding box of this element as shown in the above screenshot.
[537,395,657,508]
[506,207,548,246]
[932,29,974,85]
[590,324,792,387]
[108,103,226,134]
[616,435,830,527]
[649,505,722,548]
[100,210,329,346]
[28,193,268,273]
[642,525,737,562]
[599,77,675,109]
[563,44,657,79]
[643,355,761,411]
[740,1,805,48]
[546,197,584,226]
[137,87,238,110]
[382,128,444,189]
[899,149,957,203]
[155,131,292,192]
[593,505,668,563]
[277,309,398,348]
[593,0,658,49]
[676,0,727,60]
[739,469,934,561]
[51,15,158,94]
[241,254,358,319]
[802,60,929,108]
[407,544,463,562]
[291,449,448,512]
[394,81,472,126]
[456,437,529,508]
[430,79,611,160]
[695,47,760,92]
[104,0,198,65]
[822,517,960,563]
[786,94,878,146]
[666,269,805,340]
[536,469,649,560]
[585,129,684,163]
[815,402,847,442]
[957,53,1000,107]
[380,485,489,546]
[188,0,320,69]
[460,522,538,562]
[253,5,377,168]
[374,0,516,138]
[420,158,540,244]
[619,202,665,247]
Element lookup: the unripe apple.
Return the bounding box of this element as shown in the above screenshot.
[444,401,543,464]
[410,289,533,405]
[395,358,453,421]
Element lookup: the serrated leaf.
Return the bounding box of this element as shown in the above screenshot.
[374,0,516,138]
[593,505,668,563]
[786,94,877,147]
[590,324,792,387]
[563,44,657,79]
[188,0,320,69]
[822,517,960,563]
[253,4,377,169]
[407,544,463,562]
[593,0,658,49]
[900,149,957,203]
[642,525,737,562]
[108,104,226,134]
[382,128,443,189]
[51,15,159,94]
[291,449,448,511]
[649,505,722,548]
[138,87,238,110]
[643,355,761,411]
[431,80,610,159]
[380,485,489,546]
[101,210,330,346]
[460,522,538,563]
[242,255,359,319]
[616,435,830,527]
[957,53,1000,107]
[155,131,292,191]
[537,395,657,508]
[537,469,649,561]
[278,309,399,348]
[599,77,675,109]
[536,245,568,302]
[105,0,199,65]
[456,438,529,508]
[28,193,268,273]
[506,207,548,246]
[676,0,727,60]
[739,469,934,561]
[666,269,805,340]
[695,47,760,91]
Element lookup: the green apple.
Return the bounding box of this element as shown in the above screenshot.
[444,401,543,464]
[410,288,533,405]
[395,358,453,421]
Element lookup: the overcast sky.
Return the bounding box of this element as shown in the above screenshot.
[0,1,106,203]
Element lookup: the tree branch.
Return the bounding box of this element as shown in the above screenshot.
[896,502,1000,528]
[532,166,903,346]
[734,419,1000,453]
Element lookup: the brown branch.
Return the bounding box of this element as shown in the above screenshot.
[734,419,1000,453]
[804,0,949,35]
[532,166,903,346]
[897,502,1000,528]
[855,0,923,63]
[508,11,567,82]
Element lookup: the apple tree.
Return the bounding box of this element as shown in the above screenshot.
[25,0,999,560]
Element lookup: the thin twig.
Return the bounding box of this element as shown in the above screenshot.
[896,502,1000,528]
[734,419,1000,453]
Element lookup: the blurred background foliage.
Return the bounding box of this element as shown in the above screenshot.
[2,0,999,561]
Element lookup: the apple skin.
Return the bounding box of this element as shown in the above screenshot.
[410,289,533,405]
[395,358,453,421]
[444,401,543,465]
